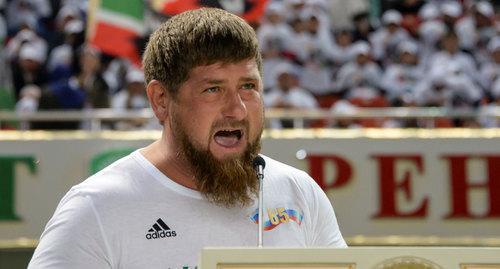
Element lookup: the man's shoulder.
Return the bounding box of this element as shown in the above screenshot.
[261,155,327,204]
[70,151,148,202]
[261,155,312,183]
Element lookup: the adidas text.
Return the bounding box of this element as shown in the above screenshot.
[146,230,177,240]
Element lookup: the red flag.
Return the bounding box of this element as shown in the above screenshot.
[150,0,268,24]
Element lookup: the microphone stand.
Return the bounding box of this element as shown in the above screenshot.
[253,155,266,248]
[257,164,264,248]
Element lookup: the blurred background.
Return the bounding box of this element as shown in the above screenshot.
[0,0,499,268]
[0,0,498,130]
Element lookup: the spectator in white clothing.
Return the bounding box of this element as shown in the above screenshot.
[47,19,84,79]
[264,62,318,128]
[284,0,306,21]
[12,42,47,100]
[479,37,500,94]
[5,27,47,62]
[257,2,292,56]
[440,1,462,31]
[428,31,479,85]
[111,68,148,130]
[418,2,440,23]
[257,2,293,90]
[381,40,424,106]
[336,41,382,98]
[414,63,482,109]
[369,9,410,66]
[418,19,447,69]
[332,28,355,66]
[455,1,495,54]
[111,68,147,111]
[287,17,315,63]
[298,9,337,96]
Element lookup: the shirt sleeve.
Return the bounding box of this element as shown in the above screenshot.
[28,190,113,269]
[305,173,347,248]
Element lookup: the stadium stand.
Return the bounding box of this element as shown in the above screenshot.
[0,0,498,130]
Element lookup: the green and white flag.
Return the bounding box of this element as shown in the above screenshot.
[88,0,145,65]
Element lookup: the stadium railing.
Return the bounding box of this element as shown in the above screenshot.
[1,107,499,130]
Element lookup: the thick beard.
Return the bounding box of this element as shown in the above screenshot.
[171,115,262,208]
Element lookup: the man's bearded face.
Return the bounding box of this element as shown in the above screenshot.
[171,113,262,207]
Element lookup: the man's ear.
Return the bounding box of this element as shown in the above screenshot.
[146,80,170,122]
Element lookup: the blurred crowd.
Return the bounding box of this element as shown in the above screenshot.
[0,0,153,130]
[261,0,499,128]
[0,0,499,130]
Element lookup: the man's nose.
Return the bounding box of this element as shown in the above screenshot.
[222,90,247,120]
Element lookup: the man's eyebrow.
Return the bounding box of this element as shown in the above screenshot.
[198,78,226,85]
[197,76,259,84]
[240,76,259,82]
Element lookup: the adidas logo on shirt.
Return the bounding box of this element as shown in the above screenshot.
[145,218,177,240]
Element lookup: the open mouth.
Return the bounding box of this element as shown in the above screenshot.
[213,129,243,147]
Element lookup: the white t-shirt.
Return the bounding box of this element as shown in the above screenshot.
[29,151,346,269]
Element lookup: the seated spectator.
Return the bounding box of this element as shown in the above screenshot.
[369,9,410,66]
[287,17,314,64]
[336,41,382,98]
[428,31,480,86]
[331,28,355,66]
[445,63,483,109]
[264,62,318,128]
[351,11,374,42]
[455,1,495,54]
[55,5,82,36]
[418,19,446,69]
[47,19,85,81]
[479,37,500,93]
[77,46,110,109]
[5,27,48,63]
[284,0,306,22]
[440,1,462,31]
[298,9,337,96]
[320,28,356,90]
[111,68,148,130]
[414,64,482,109]
[257,2,293,90]
[418,2,440,23]
[11,43,48,100]
[381,40,424,106]
[258,3,293,55]
[111,69,146,111]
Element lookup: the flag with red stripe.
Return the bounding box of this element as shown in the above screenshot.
[150,0,268,24]
[88,0,144,65]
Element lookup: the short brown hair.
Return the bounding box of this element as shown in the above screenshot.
[143,8,262,96]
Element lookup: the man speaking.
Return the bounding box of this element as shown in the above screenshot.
[29,8,346,269]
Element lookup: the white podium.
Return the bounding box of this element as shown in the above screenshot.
[200,247,500,269]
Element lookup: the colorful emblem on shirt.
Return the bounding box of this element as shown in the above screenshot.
[250,207,304,231]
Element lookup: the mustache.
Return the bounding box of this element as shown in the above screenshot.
[210,119,249,133]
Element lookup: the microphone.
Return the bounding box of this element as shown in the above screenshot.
[252,155,266,248]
